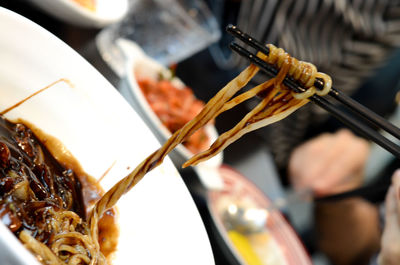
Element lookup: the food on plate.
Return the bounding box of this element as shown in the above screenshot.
[137,76,210,154]
[72,0,96,11]
[247,232,287,265]
[228,229,289,265]
[228,230,264,265]
[0,116,117,264]
[228,229,287,265]
[1,42,329,264]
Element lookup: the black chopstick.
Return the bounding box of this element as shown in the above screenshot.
[226,25,271,55]
[329,87,400,140]
[227,24,400,141]
[310,95,400,158]
[227,25,400,158]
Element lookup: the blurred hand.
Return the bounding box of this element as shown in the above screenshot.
[378,170,400,265]
[288,129,369,196]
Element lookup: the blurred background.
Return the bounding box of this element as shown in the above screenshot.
[2,0,400,265]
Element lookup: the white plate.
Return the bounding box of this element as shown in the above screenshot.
[27,0,128,28]
[117,40,224,190]
[0,7,214,265]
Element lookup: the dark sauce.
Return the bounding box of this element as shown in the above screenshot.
[0,117,118,259]
[0,118,85,234]
[0,79,118,259]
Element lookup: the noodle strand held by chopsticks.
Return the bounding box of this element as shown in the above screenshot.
[87,44,332,259]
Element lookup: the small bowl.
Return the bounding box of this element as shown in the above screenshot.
[119,40,223,190]
[27,0,129,28]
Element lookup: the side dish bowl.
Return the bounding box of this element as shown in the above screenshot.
[0,7,214,265]
[118,40,224,189]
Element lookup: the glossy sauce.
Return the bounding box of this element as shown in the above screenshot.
[0,79,119,261]
[17,119,119,259]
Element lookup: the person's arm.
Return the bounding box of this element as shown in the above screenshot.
[288,129,369,196]
[378,170,400,265]
[289,129,381,265]
[315,198,380,265]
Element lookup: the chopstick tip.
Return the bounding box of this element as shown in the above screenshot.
[226,24,240,35]
[226,24,236,31]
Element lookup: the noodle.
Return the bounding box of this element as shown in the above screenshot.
[20,230,64,265]
[21,208,103,265]
[184,45,332,166]
[2,43,331,265]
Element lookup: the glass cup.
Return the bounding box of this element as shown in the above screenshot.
[96,0,221,77]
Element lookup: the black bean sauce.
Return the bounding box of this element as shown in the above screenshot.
[0,117,85,239]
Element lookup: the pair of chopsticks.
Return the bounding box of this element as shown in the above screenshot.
[226,24,400,159]
[226,25,400,203]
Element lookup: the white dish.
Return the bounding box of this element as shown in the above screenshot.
[0,7,214,265]
[117,40,224,190]
[27,0,128,28]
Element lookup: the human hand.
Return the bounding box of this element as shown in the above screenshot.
[288,129,369,196]
[378,170,400,265]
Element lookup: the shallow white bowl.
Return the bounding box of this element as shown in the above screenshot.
[27,0,128,28]
[118,40,224,190]
[0,7,214,265]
